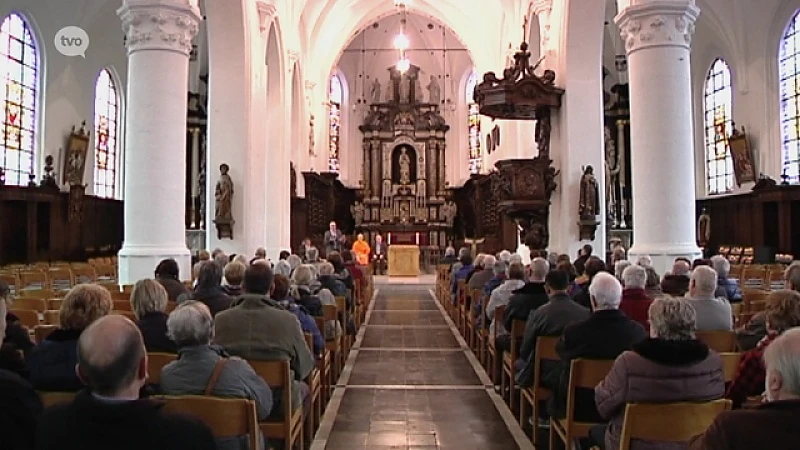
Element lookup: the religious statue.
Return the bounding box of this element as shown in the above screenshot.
[214,163,235,239]
[426,75,441,105]
[414,76,423,103]
[308,114,316,156]
[351,202,365,226]
[399,74,410,104]
[697,207,711,247]
[534,111,552,157]
[604,126,621,224]
[441,200,457,227]
[399,148,411,185]
[579,165,599,219]
[385,78,395,102]
[40,154,58,189]
[370,78,381,104]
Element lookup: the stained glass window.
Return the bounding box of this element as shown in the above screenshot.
[93,69,118,198]
[0,13,38,186]
[329,75,343,174]
[703,59,734,195]
[780,11,800,183]
[466,72,481,174]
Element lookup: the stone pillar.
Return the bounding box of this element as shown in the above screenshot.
[616,0,701,274]
[117,0,200,284]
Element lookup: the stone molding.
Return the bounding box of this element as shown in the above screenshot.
[256,1,277,32]
[530,0,553,16]
[118,0,201,56]
[615,1,700,54]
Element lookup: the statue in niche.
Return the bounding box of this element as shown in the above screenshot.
[399,148,411,185]
[370,78,381,104]
[214,163,235,239]
[385,79,395,102]
[579,165,599,219]
[604,126,620,222]
[414,76,423,103]
[351,202,365,227]
[426,75,441,105]
[399,73,411,103]
[535,110,552,157]
[697,207,711,247]
[441,201,457,227]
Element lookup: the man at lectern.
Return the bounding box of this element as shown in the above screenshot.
[324,221,345,257]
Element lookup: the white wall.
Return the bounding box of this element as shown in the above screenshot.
[0,0,128,197]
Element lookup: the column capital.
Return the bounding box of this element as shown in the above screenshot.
[256,1,277,32]
[530,0,553,16]
[118,0,201,56]
[615,1,700,54]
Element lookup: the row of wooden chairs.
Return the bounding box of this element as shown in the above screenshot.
[0,265,118,293]
[433,268,736,448]
[730,264,787,291]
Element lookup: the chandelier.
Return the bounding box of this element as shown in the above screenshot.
[393,0,410,73]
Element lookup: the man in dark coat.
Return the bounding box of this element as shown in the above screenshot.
[571,256,606,309]
[504,257,550,332]
[549,272,647,422]
[690,328,800,450]
[36,315,216,450]
[516,269,590,388]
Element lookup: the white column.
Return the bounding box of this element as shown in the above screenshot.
[616,0,701,274]
[117,0,200,284]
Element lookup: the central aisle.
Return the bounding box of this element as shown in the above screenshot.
[311,280,533,450]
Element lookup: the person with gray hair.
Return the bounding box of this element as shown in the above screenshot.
[450,246,472,276]
[711,254,743,303]
[286,254,302,273]
[619,264,653,329]
[504,258,550,334]
[289,264,324,316]
[160,301,273,450]
[497,249,512,264]
[305,246,320,264]
[613,260,631,283]
[273,260,292,278]
[687,265,733,331]
[509,253,524,265]
[130,279,176,353]
[550,272,646,421]
[485,262,527,383]
[439,246,458,266]
[690,327,800,450]
[634,254,652,267]
[468,254,496,293]
[36,315,218,450]
[662,259,692,297]
[593,297,724,450]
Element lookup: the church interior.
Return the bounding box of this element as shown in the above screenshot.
[3,0,800,449]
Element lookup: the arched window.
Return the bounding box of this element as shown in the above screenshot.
[0,13,39,186]
[466,72,481,174]
[780,11,800,183]
[329,74,343,174]
[703,59,734,195]
[93,69,119,198]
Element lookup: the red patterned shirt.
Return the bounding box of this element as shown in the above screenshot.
[726,331,778,408]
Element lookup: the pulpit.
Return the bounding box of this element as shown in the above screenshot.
[388,245,420,277]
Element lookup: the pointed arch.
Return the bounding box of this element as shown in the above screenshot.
[0,12,40,186]
[93,68,120,198]
[780,10,800,183]
[328,72,343,173]
[466,71,481,174]
[703,58,734,194]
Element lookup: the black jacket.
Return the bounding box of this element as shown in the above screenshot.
[0,369,42,450]
[27,329,84,392]
[156,277,189,302]
[571,280,592,309]
[293,285,323,317]
[136,312,178,353]
[36,390,215,450]
[186,287,232,317]
[550,309,647,421]
[504,282,549,332]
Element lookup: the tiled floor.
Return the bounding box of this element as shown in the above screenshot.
[311,283,532,450]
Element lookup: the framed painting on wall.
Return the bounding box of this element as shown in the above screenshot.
[728,125,756,186]
[63,121,90,186]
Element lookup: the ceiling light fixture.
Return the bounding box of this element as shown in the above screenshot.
[393,32,410,51]
[394,0,410,73]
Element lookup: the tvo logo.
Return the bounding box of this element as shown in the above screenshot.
[55,26,90,57]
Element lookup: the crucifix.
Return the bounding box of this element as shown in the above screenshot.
[463,237,485,256]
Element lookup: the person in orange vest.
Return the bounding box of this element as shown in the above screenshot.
[352,233,371,266]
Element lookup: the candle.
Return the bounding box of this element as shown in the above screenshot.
[388,233,391,245]
[415,232,419,245]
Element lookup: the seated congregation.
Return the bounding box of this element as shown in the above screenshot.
[437,245,800,449]
[0,246,373,450]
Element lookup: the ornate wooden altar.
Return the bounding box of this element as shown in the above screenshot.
[354,64,453,249]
